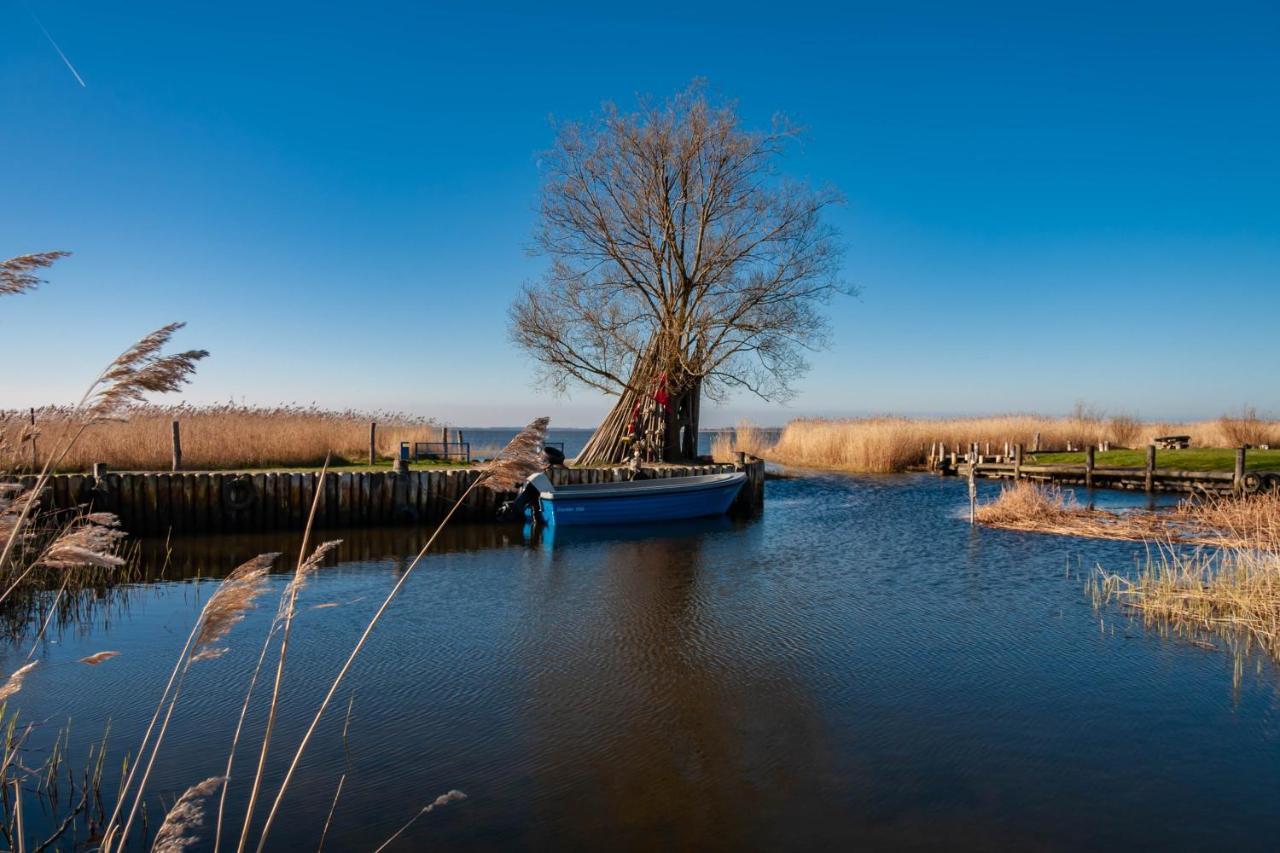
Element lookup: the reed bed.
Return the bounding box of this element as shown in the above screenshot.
[757,413,1280,473]
[709,421,775,461]
[975,482,1280,551]
[0,404,438,472]
[973,481,1173,541]
[1092,544,1280,670]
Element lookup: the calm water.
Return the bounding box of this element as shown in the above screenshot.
[8,473,1280,850]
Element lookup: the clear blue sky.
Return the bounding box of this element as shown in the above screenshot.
[2,1,1276,426]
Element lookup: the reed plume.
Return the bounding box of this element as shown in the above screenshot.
[482,416,551,491]
[152,776,225,853]
[0,251,70,297]
[38,514,126,569]
[0,661,37,702]
[86,323,209,421]
[79,651,119,665]
[372,790,467,852]
[190,554,277,663]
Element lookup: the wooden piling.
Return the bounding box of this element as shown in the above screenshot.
[1085,445,1096,489]
[1235,447,1246,495]
[1145,445,1156,493]
[171,420,182,471]
[1014,444,1024,480]
[369,421,377,466]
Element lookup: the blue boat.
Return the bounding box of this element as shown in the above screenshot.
[526,471,747,527]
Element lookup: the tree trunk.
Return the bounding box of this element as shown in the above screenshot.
[577,351,699,466]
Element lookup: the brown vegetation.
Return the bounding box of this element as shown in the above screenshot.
[741,413,1280,473]
[975,482,1280,551]
[1093,544,1280,670]
[972,481,1172,541]
[709,421,774,461]
[0,404,438,472]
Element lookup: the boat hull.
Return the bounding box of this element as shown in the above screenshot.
[538,473,747,527]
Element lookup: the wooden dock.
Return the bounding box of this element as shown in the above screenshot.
[933,443,1280,495]
[1,459,765,536]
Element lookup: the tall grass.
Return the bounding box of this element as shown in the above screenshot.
[1093,543,1280,672]
[759,413,1280,473]
[709,421,774,461]
[0,404,439,472]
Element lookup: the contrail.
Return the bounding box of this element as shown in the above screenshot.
[27,4,86,87]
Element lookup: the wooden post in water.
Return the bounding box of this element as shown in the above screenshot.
[369,421,377,465]
[968,450,977,524]
[1085,445,1095,489]
[1145,445,1156,493]
[171,420,182,472]
[1234,446,1246,495]
[1013,443,1024,480]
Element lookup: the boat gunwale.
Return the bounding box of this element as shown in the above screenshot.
[541,472,746,501]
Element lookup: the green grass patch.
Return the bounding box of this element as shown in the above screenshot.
[1029,448,1280,472]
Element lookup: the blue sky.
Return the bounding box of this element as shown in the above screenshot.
[2,1,1276,426]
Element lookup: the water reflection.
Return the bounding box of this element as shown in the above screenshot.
[5,474,1280,851]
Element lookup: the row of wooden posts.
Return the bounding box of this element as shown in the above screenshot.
[3,458,767,535]
[936,442,1268,495]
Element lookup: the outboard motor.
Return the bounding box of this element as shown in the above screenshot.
[497,472,554,523]
[543,445,566,466]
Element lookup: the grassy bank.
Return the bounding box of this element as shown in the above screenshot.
[716,412,1280,473]
[1032,448,1280,471]
[1,404,441,472]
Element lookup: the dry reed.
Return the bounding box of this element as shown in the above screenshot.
[709,420,773,461]
[976,482,1280,551]
[0,252,69,297]
[973,481,1173,541]
[372,790,467,852]
[761,413,1280,473]
[1,403,440,473]
[152,776,225,853]
[1093,544,1280,668]
[0,662,37,702]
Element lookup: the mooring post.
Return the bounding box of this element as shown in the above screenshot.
[171,420,182,472]
[734,450,746,470]
[369,421,377,466]
[968,450,977,525]
[92,462,107,481]
[1014,443,1024,480]
[1145,444,1156,493]
[1085,445,1095,489]
[1234,446,1246,495]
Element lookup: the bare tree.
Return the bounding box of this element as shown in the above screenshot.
[511,82,848,464]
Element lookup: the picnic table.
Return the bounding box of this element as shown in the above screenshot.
[1153,435,1191,450]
